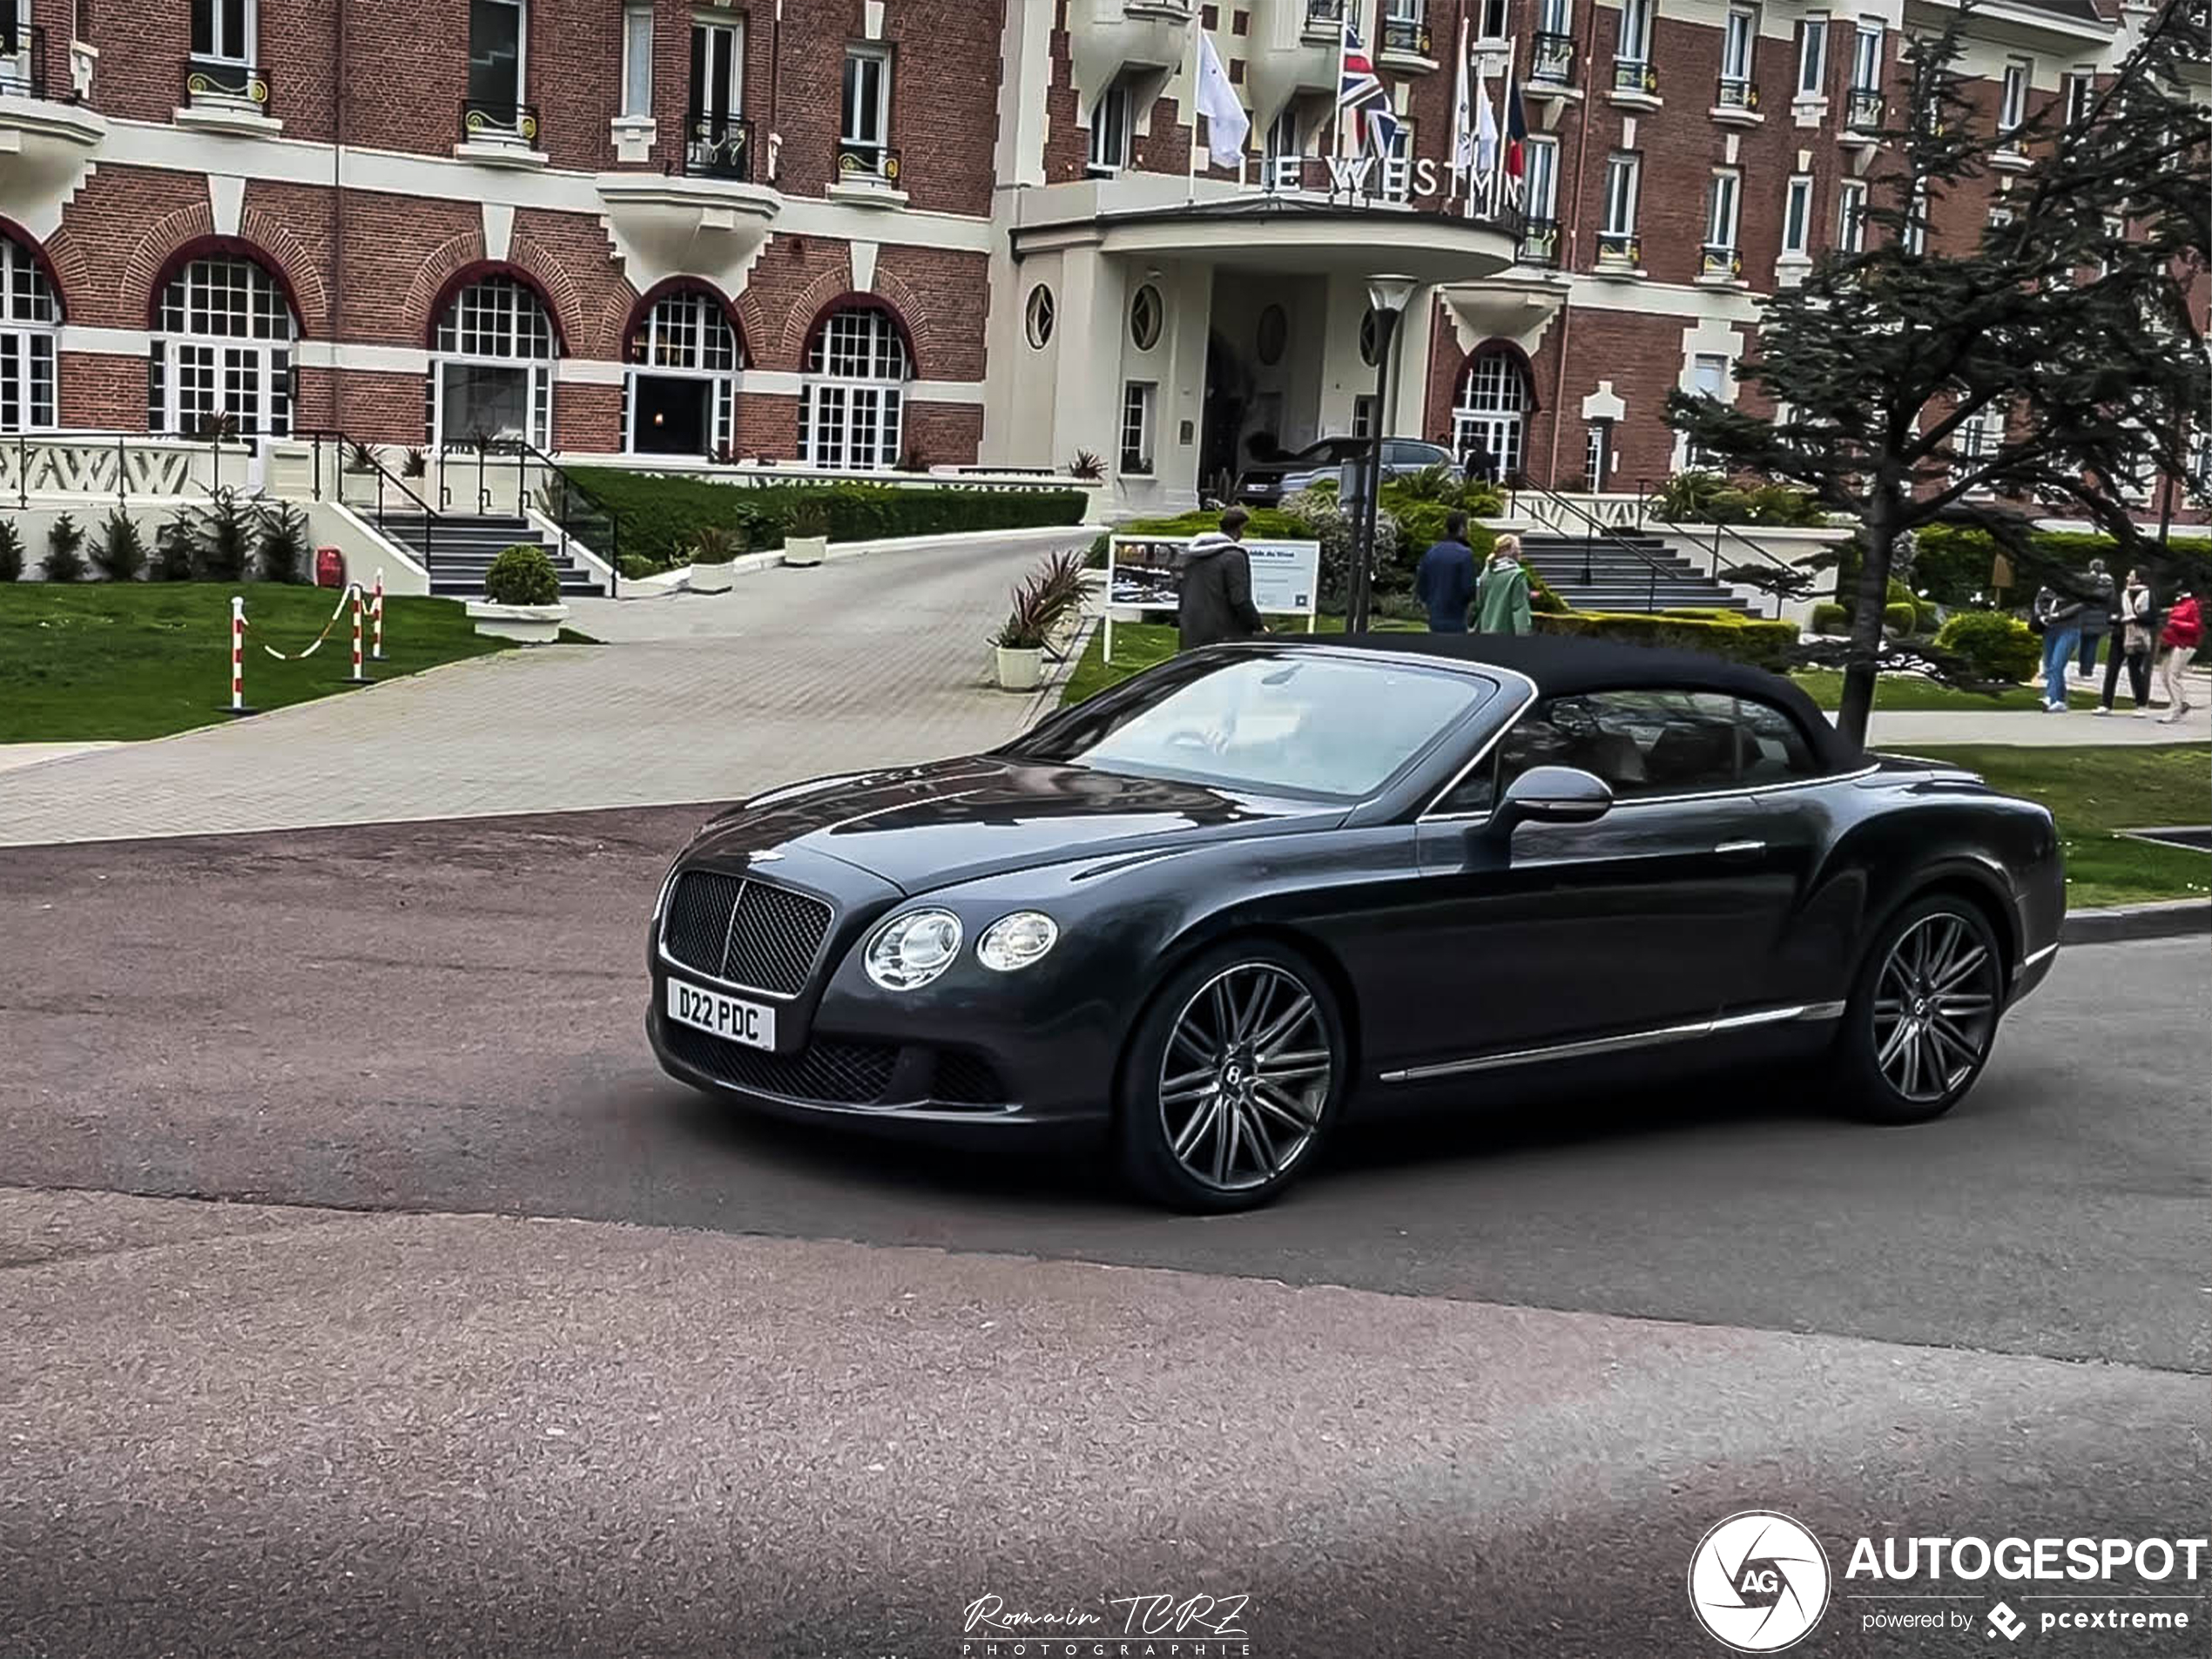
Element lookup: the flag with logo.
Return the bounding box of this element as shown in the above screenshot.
[1338,20,1399,158]
[1193,26,1251,167]
[1450,19,1475,190]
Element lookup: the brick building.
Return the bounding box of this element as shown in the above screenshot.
[0,0,2202,520]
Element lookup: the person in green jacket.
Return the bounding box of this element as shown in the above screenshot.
[1476,534,1534,636]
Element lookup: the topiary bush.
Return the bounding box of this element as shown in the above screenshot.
[91,509,148,582]
[42,514,87,582]
[1535,609,1800,670]
[1933,609,2040,683]
[1811,601,1849,634]
[484,543,560,606]
[1882,601,1918,635]
[0,518,24,583]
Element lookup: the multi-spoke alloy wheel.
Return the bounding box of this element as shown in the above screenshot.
[1118,944,1345,1211]
[1839,897,2005,1125]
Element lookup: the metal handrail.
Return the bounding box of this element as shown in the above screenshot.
[441,436,623,599]
[300,430,444,571]
[1508,473,1681,612]
[1635,477,1811,619]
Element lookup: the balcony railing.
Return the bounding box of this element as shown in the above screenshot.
[1700,242,1743,280]
[835,141,903,187]
[1614,57,1659,96]
[685,110,754,179]
[1597,229,1642,266]
[1517,217,1561,267]
[1844,86,1884,129]
[462,97,541,146]
[1380,13,1434,56]
[184,56,271,107]
[1305,0,1346,23]
[1530,31,1576,87]
[2,23,45,98]
[1716,75,1759,111]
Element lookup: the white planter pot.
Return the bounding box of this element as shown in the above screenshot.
[466,600,570,644]
[995,645,1044,691]
[690,561,734,593]
[783,535,828,567]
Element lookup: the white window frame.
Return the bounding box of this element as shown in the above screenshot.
[1380,118,1415,202]
[1836,179,1867,253]
[150,255,296,440]
[1600,152,1640,253]
[1722,8,1757,86]
[192,0,256,64]
[1686,354,1730,467]
[1525,134,1560,221]
[2062,68,2093,129]
[1584,419,1612,486]
[1480,0,1510,41]
[1705,170,1741,253]
[1796,14,1827,98]
[1998,57,2030,143]
[429,274,556,452]
[693,17,744,125]
[1953,402,2004,486]
[1782,173,1814,257]
[1904,175,1928,255]
[1088,78,1132,176]
[1120,381,1157,475]
[469,0,527,113]
[1851,18,1882,93]
[0,233,58,434]
[1537,0,1572,37]
[840,42,891,158]
[799,307,909,472]
[624,288,740,457]
[1617,0,1654,68]
[621,4,654,118]
[1453,350,1530,480]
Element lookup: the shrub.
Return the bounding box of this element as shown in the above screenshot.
[152,522,197,582]
[43,514,87,582]
[1069,450,1105,482]
[563,465,1089,571]
[1811,601,1848,635]
[190,488,253,581]
[91,509,148,582]
[1655,470,1824,526]
[1282,486,1401,611]
[783,500,832,540]
[0,517,24,582]
[484,543,560,606]
[256,502,311,583]
[1535,609,1800,671]
[401,446,428,478]
[690,525,746,566]
[992,563,1062,650]
[1882,602,1918,634]
[1934,610,2040,683]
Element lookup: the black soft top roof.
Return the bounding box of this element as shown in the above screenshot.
[1251,632,1859,770]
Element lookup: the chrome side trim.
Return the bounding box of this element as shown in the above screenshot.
[1417,759,1885,825]
[2023,941,2059,970]
[1379,1001,1846,1083]
[1714,840,1767,854]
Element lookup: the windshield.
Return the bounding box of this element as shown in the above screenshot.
[1008,654,1493,801]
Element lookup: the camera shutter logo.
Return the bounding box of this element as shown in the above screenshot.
[1688,1512,1832,1652]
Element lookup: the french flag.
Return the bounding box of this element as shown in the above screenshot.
[1503,72,1528,202]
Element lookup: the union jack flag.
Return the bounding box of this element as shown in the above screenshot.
[1338,23,1400,158]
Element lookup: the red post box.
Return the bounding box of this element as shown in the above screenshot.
[314,546,346,588]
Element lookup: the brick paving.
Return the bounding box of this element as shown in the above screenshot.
[0,533,1089,848]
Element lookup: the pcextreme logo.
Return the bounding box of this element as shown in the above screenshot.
[1688,1512,1834,1653]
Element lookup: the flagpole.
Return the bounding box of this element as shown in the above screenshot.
[1188,16,1202,204]
[1334,10,1351,165]
[1451,13,1471,203]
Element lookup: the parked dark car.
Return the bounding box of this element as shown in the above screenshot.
[646,636,2064,1211]
[1234,437,1460,507]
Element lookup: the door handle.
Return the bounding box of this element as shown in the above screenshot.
[1715,840,1767,857]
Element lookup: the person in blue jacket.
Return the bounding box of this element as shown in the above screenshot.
[1414,511,1479,633]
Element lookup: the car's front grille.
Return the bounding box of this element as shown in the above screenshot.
[663,1023,900,1104]
[663,870,833,996]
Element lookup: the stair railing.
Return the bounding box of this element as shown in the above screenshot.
[1508,473,1682,613]
[304,431,445,574]
[508,437,623,600]
[1635,476,1811,620]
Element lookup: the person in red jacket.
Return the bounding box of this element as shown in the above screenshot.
[2156,590,2201,725]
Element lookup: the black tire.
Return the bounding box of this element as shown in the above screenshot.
[1115,939,1348,1212]
[1833,894,2006,1125]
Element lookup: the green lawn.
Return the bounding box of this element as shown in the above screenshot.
[1910,744,2210,910]
[1791,668,2098,711]
[0,583,515,742]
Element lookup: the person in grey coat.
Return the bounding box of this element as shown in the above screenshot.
[1176,507,1267,651]
[2076,558,2116,677]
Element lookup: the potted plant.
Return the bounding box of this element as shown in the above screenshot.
[466,543,570,642]
[1069,449,1106,482]
[688,524,745,593]
[401,446,428,479]
[781,500,831,567]
[1031,548,1090,652]
[991,570,1055,691]
[344,440,379,474]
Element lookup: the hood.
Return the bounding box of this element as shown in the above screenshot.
[1182,533,1237,561]
[685,755,1337,893]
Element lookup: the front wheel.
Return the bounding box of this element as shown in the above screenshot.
[1115,941,1347,1212]
[1835,896,2006,1125]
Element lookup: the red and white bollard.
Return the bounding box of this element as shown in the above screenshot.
[347,585,371,684]
[371,570,386,661]
[226,594,254,716]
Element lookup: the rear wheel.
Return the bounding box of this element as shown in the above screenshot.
[1835,895,2005,1125]
[1116,942,1345,1212]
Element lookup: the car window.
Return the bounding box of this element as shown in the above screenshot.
[1010,655,1492,801]
[1737,695,1821,783]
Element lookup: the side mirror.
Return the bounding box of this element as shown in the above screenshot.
[1488,765,1615,839]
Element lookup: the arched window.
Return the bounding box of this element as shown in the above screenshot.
[1452,347,1532,481]
[799,307,910,471]
[0,233,59,433]
[149,254,296,437]
[624,287,741,457]
[428,273,556,450]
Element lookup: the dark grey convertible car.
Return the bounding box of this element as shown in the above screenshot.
[648,636,2064,1211]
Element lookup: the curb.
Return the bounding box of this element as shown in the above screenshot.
[618,523,1103,598]
[2060,900,2212,944]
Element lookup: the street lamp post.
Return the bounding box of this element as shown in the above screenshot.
[1351,275,1419,635]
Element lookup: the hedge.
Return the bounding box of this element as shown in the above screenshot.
[1912,523,2212,608]
[1536,609,1800,670]
[1933,609,2040,683]
[565,467,1089,571]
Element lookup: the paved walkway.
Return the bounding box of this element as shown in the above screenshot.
[0,534,1088,848]
[0,742,124,778]
[1865,699,2211,747]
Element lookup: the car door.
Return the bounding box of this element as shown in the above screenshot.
[1386,690,1797,1075]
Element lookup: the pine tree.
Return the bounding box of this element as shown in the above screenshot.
[42,513,88,583]
[1667,0,2210,746]
[92,509,149,582]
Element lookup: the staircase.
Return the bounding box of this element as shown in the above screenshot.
[1519,531,1750,615]
[374,514,607,598]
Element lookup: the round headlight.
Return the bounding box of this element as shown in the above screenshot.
[866,909,963,991]
[977,912,1059,973]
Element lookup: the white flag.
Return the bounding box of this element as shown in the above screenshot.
[1451,20,1475,187]
[1194,27,1250,168]
[1474,72,1500,179]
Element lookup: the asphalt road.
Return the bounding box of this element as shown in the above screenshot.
[3,810,2208,1658]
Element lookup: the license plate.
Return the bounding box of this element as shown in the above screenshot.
[665,978,778,1051]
